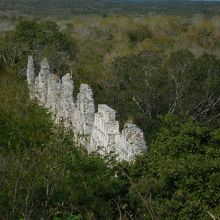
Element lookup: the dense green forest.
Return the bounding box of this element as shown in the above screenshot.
[0,6,220,220]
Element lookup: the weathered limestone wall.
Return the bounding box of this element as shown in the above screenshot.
[26,56,147,161]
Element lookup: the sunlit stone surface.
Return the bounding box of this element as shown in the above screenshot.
[26,56,147,161]
[27,56,35,99]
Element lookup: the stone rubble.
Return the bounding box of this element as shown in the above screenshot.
[26,56,147,161]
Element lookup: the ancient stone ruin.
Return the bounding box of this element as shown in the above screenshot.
[26,56,147,161]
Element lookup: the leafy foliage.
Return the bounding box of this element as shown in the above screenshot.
[0,20,76,74]
[0,17,220,220]
[0,72,125,219]
[128,115,220,219]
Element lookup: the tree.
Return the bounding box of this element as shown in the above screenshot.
[129,115,220,219]
[163,50,195,114]
[0,20,77,74]
[181,53,220,123]
[106,51,164,141]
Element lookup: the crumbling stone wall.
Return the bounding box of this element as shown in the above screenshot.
[26,56,147,161]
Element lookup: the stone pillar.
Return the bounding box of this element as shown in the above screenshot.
[119,123,147,161]
[47,73,62,117]
[38,58,51,105]
[89,104,120,155]
[59,73,75,125]
[73,84,95,137]
[27,56,35,99]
